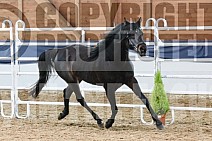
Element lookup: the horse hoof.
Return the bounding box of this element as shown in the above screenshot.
[105,119,114,129]
[98,123,104,128]
[58,113,67,120]
[32,93,38,99]
[97,119,104,128]
[156,123,164,130]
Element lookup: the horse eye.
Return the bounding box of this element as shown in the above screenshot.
[136,29,140,32]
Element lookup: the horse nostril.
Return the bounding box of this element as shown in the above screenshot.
[141,51,146,56]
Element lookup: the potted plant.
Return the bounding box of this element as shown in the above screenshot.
[150,70,170,125]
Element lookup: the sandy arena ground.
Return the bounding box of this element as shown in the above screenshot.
[0,90,212,141]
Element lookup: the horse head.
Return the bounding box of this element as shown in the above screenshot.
[123,18,147,57]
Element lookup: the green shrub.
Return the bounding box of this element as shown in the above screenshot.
[150,71,170,115]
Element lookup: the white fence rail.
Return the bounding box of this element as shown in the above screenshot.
[0,19,212,125]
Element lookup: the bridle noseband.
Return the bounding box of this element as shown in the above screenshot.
[129,38,145,53]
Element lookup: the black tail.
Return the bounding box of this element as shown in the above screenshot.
[29,49,58,98]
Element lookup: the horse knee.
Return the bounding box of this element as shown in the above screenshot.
[63,88,67,98]
[113,106,118,113]
[77,98,85,107]
[63,87,73,99]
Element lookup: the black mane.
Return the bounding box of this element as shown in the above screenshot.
[88,23,123,60]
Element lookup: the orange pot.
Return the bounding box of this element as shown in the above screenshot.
[159,114,166,125]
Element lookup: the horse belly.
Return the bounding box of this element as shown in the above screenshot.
[76,71,133,85]
[74,71,104,86]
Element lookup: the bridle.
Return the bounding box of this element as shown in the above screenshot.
[129,39,145,51]
[117,26,146,55]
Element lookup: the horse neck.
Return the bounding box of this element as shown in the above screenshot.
[120,38,130,61]
[105,37,130,62]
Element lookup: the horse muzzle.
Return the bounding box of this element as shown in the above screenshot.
[136,42,147,57]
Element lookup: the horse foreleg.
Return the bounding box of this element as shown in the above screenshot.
[58,86,73,120]
[125,77,164,130]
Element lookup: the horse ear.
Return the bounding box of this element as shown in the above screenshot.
[124,17,129,25]
[136,17,142,26]
[113,22,116,27]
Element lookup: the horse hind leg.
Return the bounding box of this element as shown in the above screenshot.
[105,91,117,129]
[70,83,104,128]
[104,83,122,129]
[58,86,73,120]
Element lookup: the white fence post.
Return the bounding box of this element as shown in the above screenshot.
[14,20,30,118]
[0,20,14,118]
[155,18,167,72]
[145,18,163,74]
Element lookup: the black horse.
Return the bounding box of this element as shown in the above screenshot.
[29,18,164,130]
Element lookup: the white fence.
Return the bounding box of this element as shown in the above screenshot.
[0,18,212,125]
